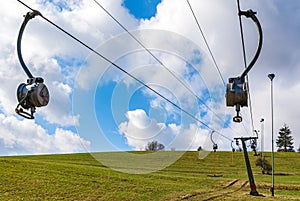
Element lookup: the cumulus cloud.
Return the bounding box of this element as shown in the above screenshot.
[118,109,212,151]
[0,114,90,155]
[119,109,166,149]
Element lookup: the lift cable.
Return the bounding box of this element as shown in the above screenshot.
[17,0,235,136]
[237,0,255,133]
[92,0,241,136]
[92,0,201,105]
[186,0,251,136]
[186,0,225,86]
[237,0,247,71]
[17,0,238,145]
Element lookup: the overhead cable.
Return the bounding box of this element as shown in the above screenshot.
[92,0,241,137]
[186,0,248,136]
[236,0,255,134]
[17,0,222,133]
[186,0,225,86]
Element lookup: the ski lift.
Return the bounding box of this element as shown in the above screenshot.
[226,9,263,123]
[251,140,256,148]
[207,131,223,177]
[236,139,240,146]
[251,130,259,156]
[213,143,218,152]
[210,131,218,152]
[226,77,248,107]
[15,11,49,119]
[231,140,235,152]
[251,139,257,150]
[231,140,235,166]
[16,77,49,119]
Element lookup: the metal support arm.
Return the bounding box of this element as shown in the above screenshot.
[239,9,263,79]
[210,131,218,151]
[17,11,41,79]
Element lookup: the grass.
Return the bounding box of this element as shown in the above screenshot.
[0,151,299,200]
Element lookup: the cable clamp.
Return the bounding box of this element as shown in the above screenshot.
[24,10,42,20]
[239,9,257,18]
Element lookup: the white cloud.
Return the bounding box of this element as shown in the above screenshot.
[126,109,151,129]
[41,80,79,126]
[119,109,166,149]
[0,114,90,155]
[118,109,212,151]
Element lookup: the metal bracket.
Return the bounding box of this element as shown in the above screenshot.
[17,11,41,79]
[239,9,263,79]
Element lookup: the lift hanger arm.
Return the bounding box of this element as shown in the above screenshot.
[15,10,49,119]
[17,10,41,79]
[239,9,263,79]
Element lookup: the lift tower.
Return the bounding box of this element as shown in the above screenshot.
[235,137,259,196]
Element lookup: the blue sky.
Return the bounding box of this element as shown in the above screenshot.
[77,36,224,151]
[1,0,300,156]
[122,0,162,19]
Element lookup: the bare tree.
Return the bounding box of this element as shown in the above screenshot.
[145,141,165,151]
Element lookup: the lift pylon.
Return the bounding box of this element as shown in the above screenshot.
[234,136,259,196]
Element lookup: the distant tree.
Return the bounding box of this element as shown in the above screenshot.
[276,124,294,152]
[197,146,202,151]
[145,141,165,151]
[298,145,300,153]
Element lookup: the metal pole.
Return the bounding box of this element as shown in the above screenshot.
[234,137,259,196]
[214,150,216,176]
[260,118,265,174]
[268,73,275,196]
[241,138,259,196]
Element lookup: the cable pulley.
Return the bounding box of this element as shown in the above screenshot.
[226,6,263,123]
[15,11,49,119]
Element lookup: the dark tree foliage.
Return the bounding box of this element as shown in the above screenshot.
[276,124,294,152]
[145,141,165,151]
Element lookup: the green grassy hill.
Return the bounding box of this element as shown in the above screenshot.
[0,151,299,200]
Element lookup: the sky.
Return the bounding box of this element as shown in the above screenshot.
[0,0,300,157]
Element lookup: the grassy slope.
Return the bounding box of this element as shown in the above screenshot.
[0,151,299,201]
